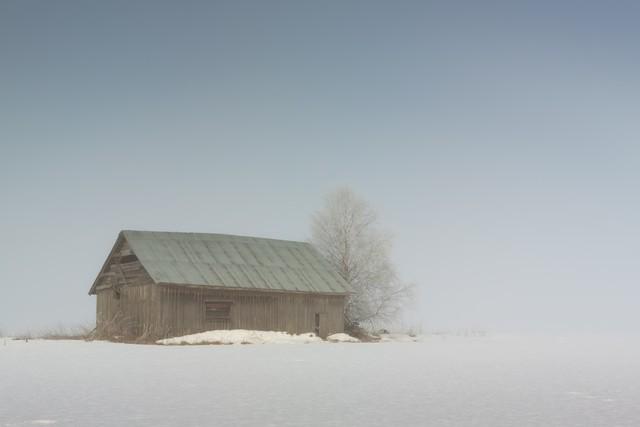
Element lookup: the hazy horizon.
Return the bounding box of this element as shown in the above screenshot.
[2,1,639,335]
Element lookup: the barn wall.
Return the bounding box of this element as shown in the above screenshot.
[155,286,345,339]
[94,239,157,339]
[96,284,156,338]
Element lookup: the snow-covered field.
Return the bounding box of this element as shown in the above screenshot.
[1,334,639,426]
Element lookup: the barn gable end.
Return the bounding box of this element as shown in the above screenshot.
[89,232,156,295]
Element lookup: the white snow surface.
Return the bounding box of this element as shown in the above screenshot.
[378,333,421,342]
[326,332,360,342]
[156,329,322,345]
[1,335,640,426]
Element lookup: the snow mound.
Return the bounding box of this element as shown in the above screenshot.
[157,329,322,345]
[327,333,359,343]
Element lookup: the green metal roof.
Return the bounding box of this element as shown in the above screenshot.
[119,230,351,294]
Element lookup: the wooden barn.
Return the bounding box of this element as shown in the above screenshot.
[89,230,351,340]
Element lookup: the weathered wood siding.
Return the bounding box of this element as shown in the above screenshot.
[154,285,345,339]
[96,284,156,337]
[93,240,153,292]
[95,239,156,338]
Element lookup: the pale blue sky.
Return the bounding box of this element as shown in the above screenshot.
[1,1,639,334]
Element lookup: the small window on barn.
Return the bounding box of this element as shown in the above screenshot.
[204,301,232,321]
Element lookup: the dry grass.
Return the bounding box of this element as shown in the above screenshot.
[40,325,94,340]
[11,324,96,341]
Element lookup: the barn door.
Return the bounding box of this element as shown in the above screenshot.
[315,312,327,338]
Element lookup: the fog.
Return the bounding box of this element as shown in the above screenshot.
[1,1,639,335]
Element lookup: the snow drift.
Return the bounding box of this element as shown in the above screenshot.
[326,333,360,343]
[156,329,323,345]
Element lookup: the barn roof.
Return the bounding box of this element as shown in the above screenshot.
[90,230,351,295]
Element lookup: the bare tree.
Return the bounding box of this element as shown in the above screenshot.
[310,188,413,330]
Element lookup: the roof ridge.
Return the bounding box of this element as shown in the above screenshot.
[121,229,311,245]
